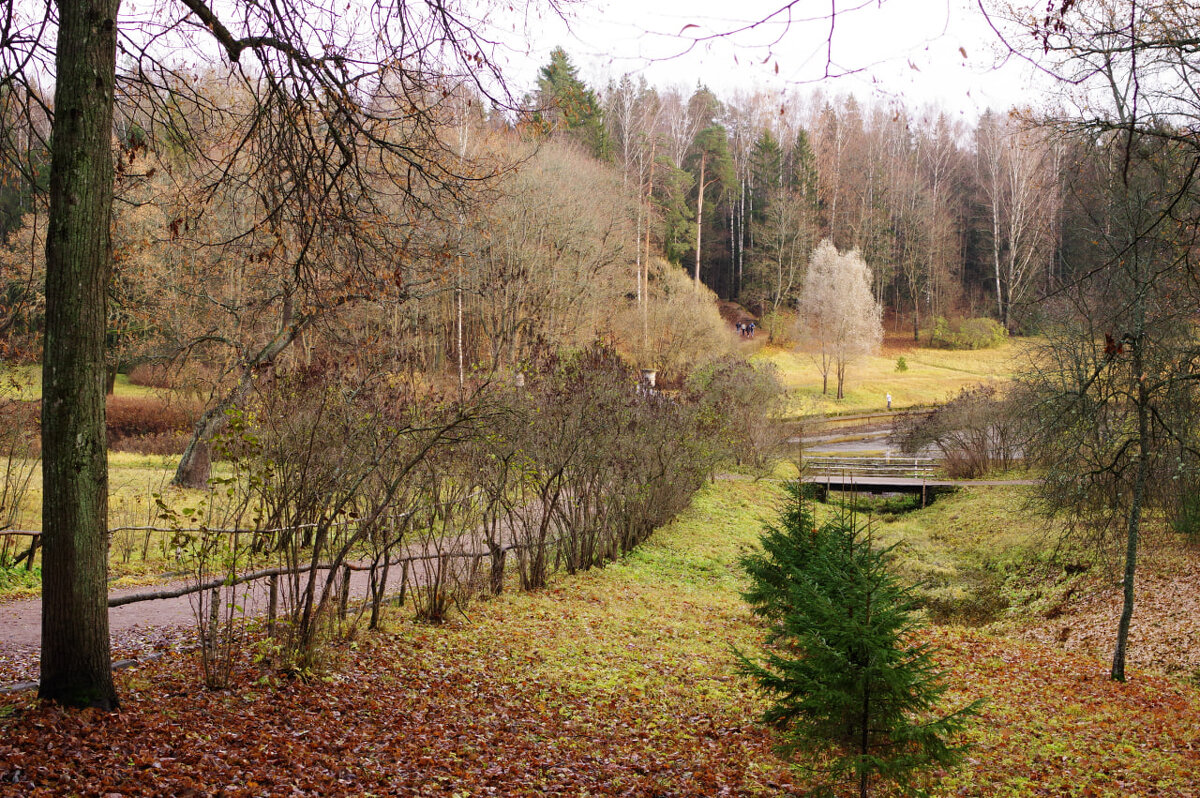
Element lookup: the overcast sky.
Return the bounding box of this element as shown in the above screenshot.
[495,0,1050,118]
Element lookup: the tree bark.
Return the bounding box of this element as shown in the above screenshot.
[39,0,120,710]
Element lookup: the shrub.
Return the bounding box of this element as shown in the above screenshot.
[620,258,732,383]
[109,431,192,456]
[738,483,980,797]
[685,356,785,474]
[127,363,174,388]
[926,316,1007,350]
[759,310,798,347]
[1173,490,1200,544]
[106,396,194,442]
[895,355,908,372]
[0,375,40,543]
[893,384,1024,478]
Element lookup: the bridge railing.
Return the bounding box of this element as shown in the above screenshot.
[803,455,940,479]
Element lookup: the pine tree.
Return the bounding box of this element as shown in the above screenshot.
[738,483,980,797]
[535,47,611,161]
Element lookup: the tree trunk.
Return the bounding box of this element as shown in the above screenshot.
[1112,336,1149,682]
[175,437,211,489]
[39,0,120,710]
[992,209,1004,326]
[172,301,309,486]
[694,152,706,289]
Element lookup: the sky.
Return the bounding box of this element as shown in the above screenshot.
[494,0,1051,119]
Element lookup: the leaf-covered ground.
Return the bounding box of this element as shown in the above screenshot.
[999,543,1200,681]
[2,481,1199,796]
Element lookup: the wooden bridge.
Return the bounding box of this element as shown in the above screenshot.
[802,454,939,480]
[800,454,953,504]
[799,454,1034,500]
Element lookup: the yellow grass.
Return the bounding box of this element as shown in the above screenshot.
[2,363,164,400]
[757,337,1033,418]
[1,452,240,582]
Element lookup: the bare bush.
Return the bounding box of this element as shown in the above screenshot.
[686,356,787,474]
[126,364,174,389]
[228,367,472,671]
[893,384,1023,478]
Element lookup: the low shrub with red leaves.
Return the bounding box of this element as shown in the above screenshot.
[106,397,195,443]
[126,364,175,389]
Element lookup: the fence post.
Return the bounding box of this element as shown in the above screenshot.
[339,564,351,620]
[267,574,278,635]
[397,560,409,607]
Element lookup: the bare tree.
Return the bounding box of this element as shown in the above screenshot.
[997,0,1200,681]
[797,239,882,399]
[974,111,1061,331]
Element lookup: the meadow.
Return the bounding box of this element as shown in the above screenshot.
[756,334,1029,418]
[5,333,1200,795]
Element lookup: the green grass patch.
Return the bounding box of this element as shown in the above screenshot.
[856,485,1058,625]
[364,478,1200,796]
[0,563,39,599]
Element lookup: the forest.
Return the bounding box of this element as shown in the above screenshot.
[3,0,1200,795]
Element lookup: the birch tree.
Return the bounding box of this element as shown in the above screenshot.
[974,112,1060,331]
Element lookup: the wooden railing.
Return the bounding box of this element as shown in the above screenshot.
[803,455,940,479]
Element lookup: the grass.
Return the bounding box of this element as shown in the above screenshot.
[427,480,1200,795]
[0,452,247,588]
[758,336,1030,418]
[2,363,164,401]
[849,485,1061,625]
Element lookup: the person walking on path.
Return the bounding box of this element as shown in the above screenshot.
[886,392,892,411]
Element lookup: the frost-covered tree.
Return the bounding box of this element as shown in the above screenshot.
[798,240,882,399]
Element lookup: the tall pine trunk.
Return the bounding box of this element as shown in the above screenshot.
[40,0,121,710]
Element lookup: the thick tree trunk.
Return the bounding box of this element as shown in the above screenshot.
[39,0,120,710]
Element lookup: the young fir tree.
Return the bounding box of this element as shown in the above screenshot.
[738,483,980,797]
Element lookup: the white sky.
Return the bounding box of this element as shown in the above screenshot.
[495,0,1052,119]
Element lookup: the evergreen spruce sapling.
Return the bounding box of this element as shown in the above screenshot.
[738,483,980,797]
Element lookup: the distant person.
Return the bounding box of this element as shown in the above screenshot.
[886,392,892,411]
